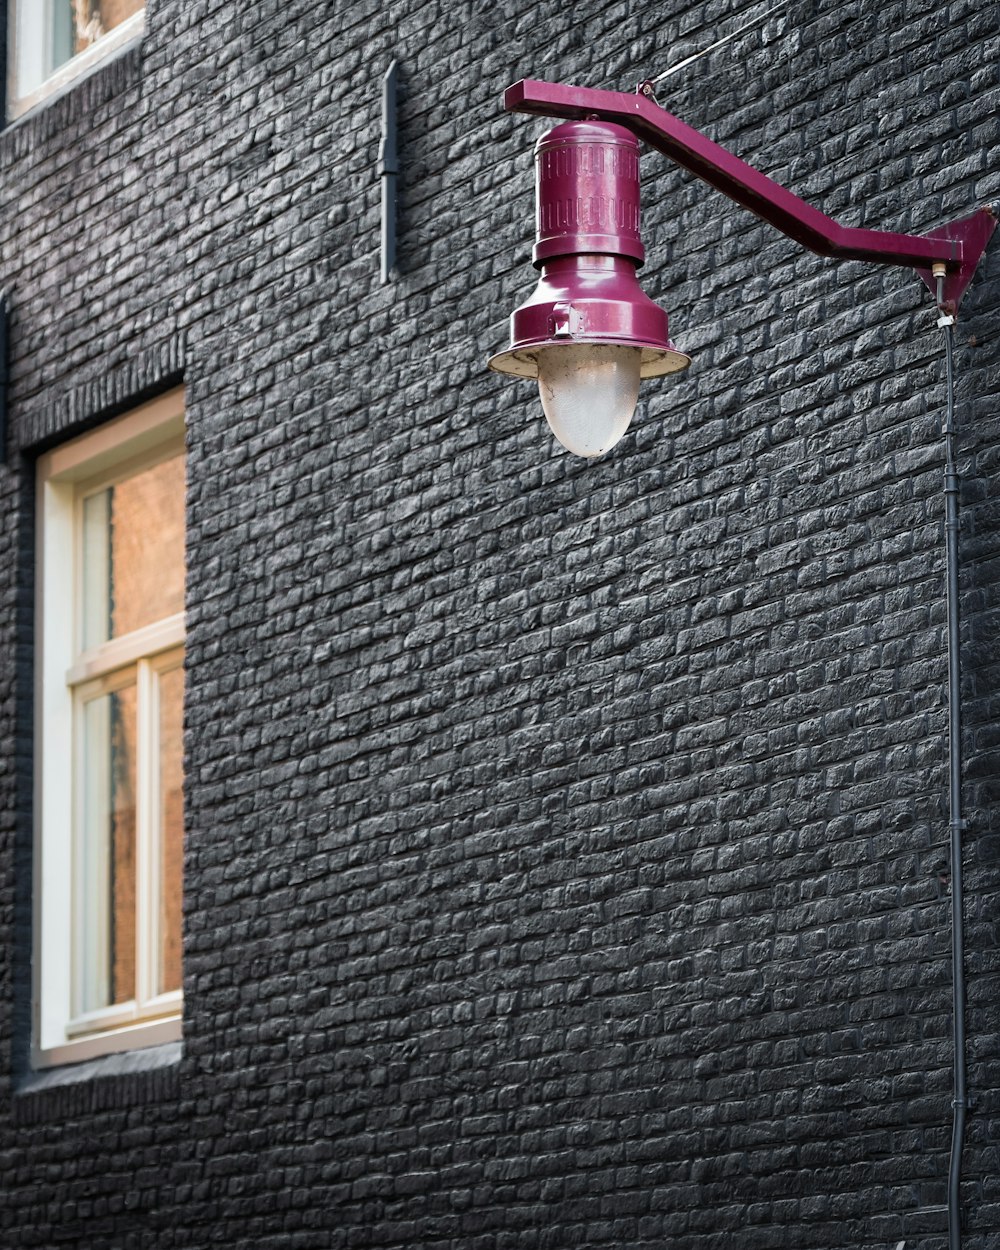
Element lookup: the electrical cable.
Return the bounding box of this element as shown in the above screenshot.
[647,3,786,86]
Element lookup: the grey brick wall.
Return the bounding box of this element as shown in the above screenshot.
[0,1,997,1247]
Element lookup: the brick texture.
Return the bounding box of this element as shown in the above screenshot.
[0,1,998,1247]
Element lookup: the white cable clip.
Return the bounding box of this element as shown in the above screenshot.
[937,312,956,328]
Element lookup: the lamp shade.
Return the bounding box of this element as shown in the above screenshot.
[489,119,689,455]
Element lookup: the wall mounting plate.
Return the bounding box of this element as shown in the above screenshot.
[916,207,997,313]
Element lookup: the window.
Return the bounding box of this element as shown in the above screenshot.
[34,389,185,1068]
[8,1,145,119]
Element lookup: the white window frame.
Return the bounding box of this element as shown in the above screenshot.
[34,388,185,1069]
[7,4,145,121]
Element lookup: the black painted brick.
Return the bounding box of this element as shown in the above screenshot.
[0,1,995,1249]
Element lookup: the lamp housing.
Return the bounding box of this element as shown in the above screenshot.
[489,119,689,456]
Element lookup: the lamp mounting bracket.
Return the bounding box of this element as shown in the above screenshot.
[503,79,995,314]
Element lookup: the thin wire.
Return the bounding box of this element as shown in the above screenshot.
[649,2,787,85]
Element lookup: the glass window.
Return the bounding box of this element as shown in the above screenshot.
[77,678,138,1016]
[81,453,186,648]
[9,2,145,119]
[35,389,185,1068]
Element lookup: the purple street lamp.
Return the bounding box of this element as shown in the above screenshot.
[488,79,996,457]
[486,74,997,1250]
[488,118,689,457]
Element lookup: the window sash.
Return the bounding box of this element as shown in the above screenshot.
[65,989,182,1040]
[66,613,185,687]
[68,646,183,1037]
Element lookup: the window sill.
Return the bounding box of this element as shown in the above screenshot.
[13,1039,181,1126]
[34,1014,183,1070]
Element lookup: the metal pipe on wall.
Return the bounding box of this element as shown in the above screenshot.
[379,60,399,283]
[939,288,969,1250]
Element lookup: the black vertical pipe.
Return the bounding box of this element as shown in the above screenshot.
[379,60,399,283]
[939,281,968,1250]
[0,292,8,464]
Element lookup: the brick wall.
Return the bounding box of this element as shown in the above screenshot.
[0,1,997,1247]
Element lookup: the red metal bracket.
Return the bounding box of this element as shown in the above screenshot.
[915,208,997,314]
[503,79,995,313]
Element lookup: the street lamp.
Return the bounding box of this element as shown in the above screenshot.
[487,77,996,1250]
[487,117,689,456]
[488,79,995,456]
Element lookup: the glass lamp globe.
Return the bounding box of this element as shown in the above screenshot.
[535,343,642,458]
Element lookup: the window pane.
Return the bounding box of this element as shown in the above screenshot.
[78,683,137,1013]
[81,452,185,648]
[82,488,111,651]
[74,2,145,54]
[52,3,73,70]
[157,664,184,996]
